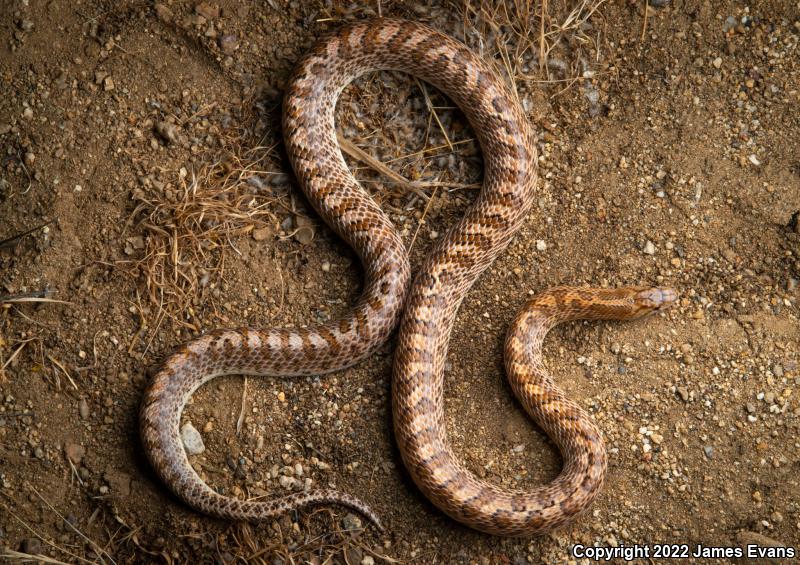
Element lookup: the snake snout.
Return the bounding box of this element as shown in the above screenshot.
[635,287,678,311]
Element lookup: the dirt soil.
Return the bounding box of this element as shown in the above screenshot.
[1,0,799,563]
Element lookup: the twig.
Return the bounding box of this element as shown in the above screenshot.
[46,354,79,390]
[0,549,73,565]
[236,376,248,434]
[415,78,453,152]
[0,220,53,250]
[0,503,99,565]
[28,482,118,565]
[1,295,72,305]
[1,339,33,373]
[641,0,649,42]
[408,186,440,254]
[337,134,427,199]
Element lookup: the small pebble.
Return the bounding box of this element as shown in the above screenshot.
[64,443,85,465]
[643,241,656,255]
[219,34,239,55]
[252,227,271,241]
[155,121,181,145]
[535,240,547,251]
[21,538,42,555]
[342,513,363,531]
[154,3,174,21]
[181,422,205,455]
[78,398,90,420]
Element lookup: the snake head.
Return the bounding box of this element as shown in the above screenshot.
[632,287,678,317]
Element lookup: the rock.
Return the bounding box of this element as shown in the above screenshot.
[721,248,736,263]
[344,547,363,564]
[294,216,315,245]
[181,422,205,455]
[196,2,220,19]
[64,443,85,465]
[341,513,362,531]
[643,240,656,255]
[535,240,547,251]
[219,34,239,55]
[270,173,289,186]
[154,121,182,145]
[78,398,90,420]
[154,3,173,22]
[104,468,131,496]
[712,56,722,69]
[789,211,800,234]
[361,556,375,565]
[20,537,42,555]
[252,227,271,241]
[703,445,713,459]
[677,386,689,402]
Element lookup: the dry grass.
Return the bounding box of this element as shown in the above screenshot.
[121,125,288,342]
[212,515,399,565]
[455,0,608,96]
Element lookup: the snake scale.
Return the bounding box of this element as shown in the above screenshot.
[140,18,677,536]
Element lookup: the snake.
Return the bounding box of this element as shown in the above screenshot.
[140,17,677,536]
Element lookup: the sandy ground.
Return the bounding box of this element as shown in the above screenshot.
[1,1,799,563]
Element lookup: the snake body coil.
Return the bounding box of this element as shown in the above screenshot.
[140,18,676,536]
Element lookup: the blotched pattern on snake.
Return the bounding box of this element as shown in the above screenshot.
[140,18,677,536]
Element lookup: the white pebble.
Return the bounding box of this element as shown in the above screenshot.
[180,422,205,455]
[535,240,547,251]
[643,241,656,255]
